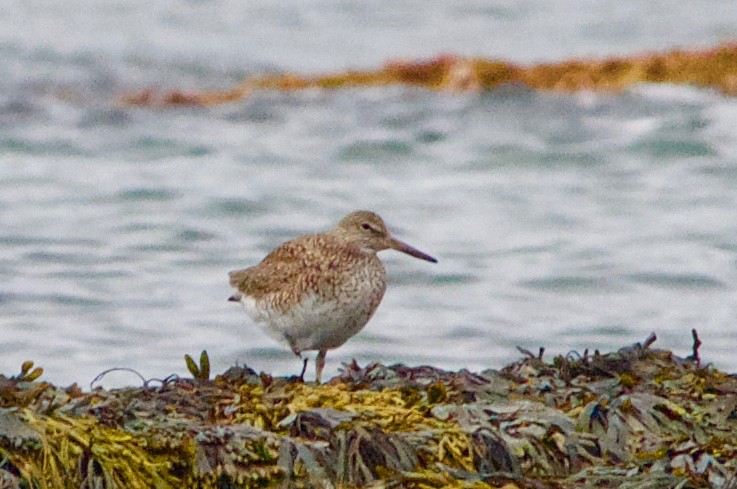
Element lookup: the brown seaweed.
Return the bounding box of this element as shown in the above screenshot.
[1,332,737,487]
[121,42,737,107]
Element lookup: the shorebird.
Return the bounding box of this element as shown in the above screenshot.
[228,210,437,383]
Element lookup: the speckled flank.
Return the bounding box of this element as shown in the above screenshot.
[229,233,386,318]
[228,210,436,382]
[230,237,386,352]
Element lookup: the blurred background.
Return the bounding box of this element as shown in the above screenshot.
[1,0,737,387]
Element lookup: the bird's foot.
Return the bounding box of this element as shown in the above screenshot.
[297,358,308,383]
[288,358,308,383]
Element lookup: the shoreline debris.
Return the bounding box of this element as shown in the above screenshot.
[1,331,736,488]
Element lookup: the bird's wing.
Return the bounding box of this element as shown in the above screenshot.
[229,234,358,303]
[228,250,304,297]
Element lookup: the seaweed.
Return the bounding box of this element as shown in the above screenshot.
[120,42,737,107]
[1,332,737,487]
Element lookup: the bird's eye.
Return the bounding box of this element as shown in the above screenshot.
[361,223,372,231]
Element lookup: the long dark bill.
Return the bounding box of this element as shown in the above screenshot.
[389,237,438,263]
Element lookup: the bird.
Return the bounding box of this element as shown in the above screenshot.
[228,210,437,383]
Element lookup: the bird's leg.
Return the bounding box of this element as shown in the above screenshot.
[315,349,327,385]
[286,342,308,382]
[289,343,308,382]
[298,358,308,383]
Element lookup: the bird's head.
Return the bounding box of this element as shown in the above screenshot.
[333,210,437,263]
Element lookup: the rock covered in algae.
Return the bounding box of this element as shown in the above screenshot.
[2,335,737,488]
[121,42,737,107]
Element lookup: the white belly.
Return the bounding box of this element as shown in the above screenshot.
[238,290,380,351]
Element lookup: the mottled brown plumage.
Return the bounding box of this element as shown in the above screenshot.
[228,210,437,383]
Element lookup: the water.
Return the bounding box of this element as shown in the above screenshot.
[2,1,737,387]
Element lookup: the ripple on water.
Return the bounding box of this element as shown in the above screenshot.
[628,139,715,159]
[23,251,99,265]
[539,151,604,167]
[77,108,131,128]
[131,136,211,159]
[46,270,131,280]
[714,242,737,253]
[204,198,269,217]
[1,235,94,246]
[246,347,298,361]
[129,243,189,253]
[0,100,42,125]
[563,324,634,338]
[222,104,282,124]
[115,188,178,202]
[176,228,217,243]
[693,162,737,180]
[11,293,109,308]
[353,332,399,345]
[113,222,164,233]
[337,139,414,162]
[444,325,484,339]
[389,269,443,287]
[415,130,446,143]
[0,138,89,156]
[519,276,619,293]
[430,273,477,285]
[626,272,725,289]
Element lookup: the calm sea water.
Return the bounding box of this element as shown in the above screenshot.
[2,1,737,387]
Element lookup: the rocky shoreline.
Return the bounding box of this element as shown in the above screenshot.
[1,332,736,488]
